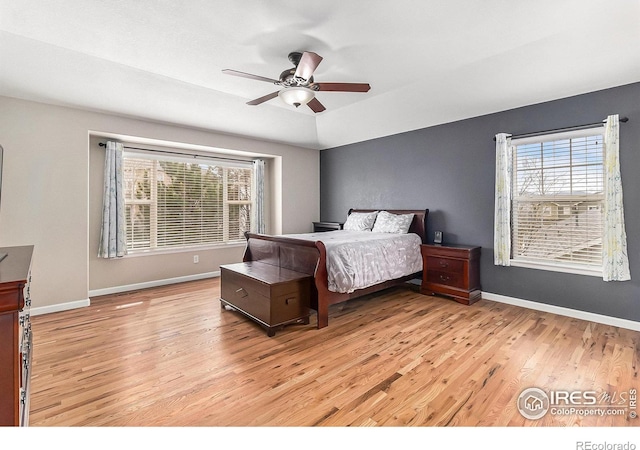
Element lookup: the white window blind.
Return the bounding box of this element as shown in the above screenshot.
[511,128,604,271]
[123,152,253,252]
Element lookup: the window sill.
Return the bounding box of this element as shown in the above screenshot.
[510,259,602,277]
[123,241,246,258]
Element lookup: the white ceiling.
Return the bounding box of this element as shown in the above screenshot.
[1,0,639,150]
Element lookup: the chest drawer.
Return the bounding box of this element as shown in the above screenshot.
[221,268,271,323]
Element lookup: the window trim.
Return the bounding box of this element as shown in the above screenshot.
[509,258,602,277]
[508,126,604,276]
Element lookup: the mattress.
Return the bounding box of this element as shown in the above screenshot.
[283,230,423,293]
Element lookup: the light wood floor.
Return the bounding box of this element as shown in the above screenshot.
[29,278,639,426]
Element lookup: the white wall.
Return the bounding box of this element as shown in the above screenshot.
[0,96,320,310]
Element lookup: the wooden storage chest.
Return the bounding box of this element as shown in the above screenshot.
[220,262,312,336]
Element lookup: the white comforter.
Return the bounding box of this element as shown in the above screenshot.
[283,230,423,294]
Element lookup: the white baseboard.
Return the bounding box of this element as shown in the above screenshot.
[30,272,221,317]
[482,291,640,332]
[88,271,220,298]
[31,298,91,316]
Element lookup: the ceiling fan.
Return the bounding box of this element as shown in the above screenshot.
[222,51,371,113]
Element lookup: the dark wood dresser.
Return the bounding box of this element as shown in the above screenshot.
[0,245,34,426]
[220,261,312,336]
[420,244,481,305]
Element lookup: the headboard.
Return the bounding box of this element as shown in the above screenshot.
[348,209,429,244]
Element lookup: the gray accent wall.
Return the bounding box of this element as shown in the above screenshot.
[320,82,640,322]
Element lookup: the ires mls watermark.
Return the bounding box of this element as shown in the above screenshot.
[517,387,637,420]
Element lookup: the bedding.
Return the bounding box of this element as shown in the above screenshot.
[283,230,423,294]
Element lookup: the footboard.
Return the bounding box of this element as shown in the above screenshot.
[243,233,321,321]
[243,233,339,329]
[243,233,321,274]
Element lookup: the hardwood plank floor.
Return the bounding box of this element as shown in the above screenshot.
[29,279,639,427]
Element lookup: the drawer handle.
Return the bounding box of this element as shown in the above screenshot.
[285,297,295,305]
[439,275,450,282]
[235,287,248,298]
[439,261,449,268]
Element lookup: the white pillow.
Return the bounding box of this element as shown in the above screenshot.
[372,211,414,234]
[343,211,378,231]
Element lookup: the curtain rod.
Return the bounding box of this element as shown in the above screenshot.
[98,142,257,164]
[493,116,629,141]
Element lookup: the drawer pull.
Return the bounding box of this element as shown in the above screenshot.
[438,261,449,268]
[285,297,295,305]
[439,275,450,282]
[235,287,248,298]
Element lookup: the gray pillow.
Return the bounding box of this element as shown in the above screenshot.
[343,211,378,231]
[372,211,414,234]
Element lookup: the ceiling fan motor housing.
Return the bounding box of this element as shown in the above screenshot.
[279,69,314,87]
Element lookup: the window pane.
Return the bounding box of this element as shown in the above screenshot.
[123,154,253,251]
[511,130,604,268]
[125,204,150,250]
[516,169,542,196]
[228,204,251,241]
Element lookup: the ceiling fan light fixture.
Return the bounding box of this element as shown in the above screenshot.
[278,86,315,108]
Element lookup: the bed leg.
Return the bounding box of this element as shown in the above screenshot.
[316,304,329,329]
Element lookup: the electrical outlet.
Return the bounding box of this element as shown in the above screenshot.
[193,255,199,264]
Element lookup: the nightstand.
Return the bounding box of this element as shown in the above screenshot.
[420,244,481,305]
[313,221,343,232]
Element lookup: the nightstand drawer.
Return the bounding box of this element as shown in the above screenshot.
[425,269,464,289]
[425,256,464,274]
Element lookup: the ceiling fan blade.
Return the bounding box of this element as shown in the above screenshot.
[294,51,323,81]
[314,82,371,92]
[222,69,280,84]
[307,97,326,113]
[247,91,280,106]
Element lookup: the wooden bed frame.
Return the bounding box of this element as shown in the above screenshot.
[242,209,429,329]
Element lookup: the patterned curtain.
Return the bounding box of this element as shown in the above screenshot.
[494,133,512,266]
[98,141,127,258]
[602,115,630,281]
[253,159,265,234]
